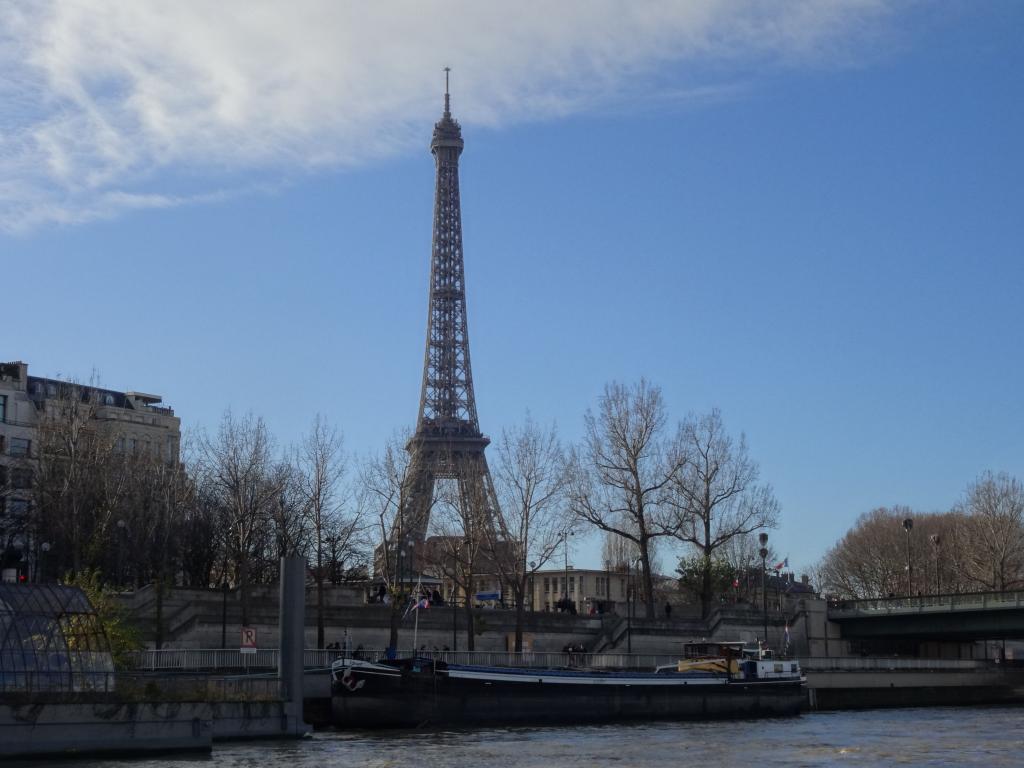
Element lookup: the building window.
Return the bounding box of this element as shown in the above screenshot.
[620,578,626,598]
[11,469,32,489]
[7,499,29,516]
[104,393,114,405]
[128,438,137,452]
[569,576,575,595]
[0,466,6,486]
[115,437,125,452]
[0,394,6,422]
[543,577,549,594]
[10,437,30,457]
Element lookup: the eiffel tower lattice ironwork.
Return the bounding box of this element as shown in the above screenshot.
[402,74,500,546]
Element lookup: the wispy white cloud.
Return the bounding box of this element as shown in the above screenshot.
[0,0,896,233]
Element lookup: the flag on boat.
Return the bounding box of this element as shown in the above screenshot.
[402,597,430,620]
[784,623,791,644]
[773,557,789,571]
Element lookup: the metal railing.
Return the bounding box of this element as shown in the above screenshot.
[123,648,687,672]
[108,650,1001,680]
[123,648,281,671]
[830,590,1024,616]
[0,671,282,701]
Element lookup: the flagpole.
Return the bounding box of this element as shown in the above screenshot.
[412,572,423,653]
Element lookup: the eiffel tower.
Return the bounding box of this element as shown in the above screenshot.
[401,72,499,552]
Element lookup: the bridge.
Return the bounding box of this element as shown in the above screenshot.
[827,590,1024,640]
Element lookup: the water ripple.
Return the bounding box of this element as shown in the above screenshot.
[23,705,1024,768]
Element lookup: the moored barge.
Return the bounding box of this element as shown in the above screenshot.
[331,646,804,728]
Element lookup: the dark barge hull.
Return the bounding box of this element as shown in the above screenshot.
[332,659,804,729]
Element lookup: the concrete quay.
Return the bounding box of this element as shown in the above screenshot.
[802,661,1024,711]
[0,700,307,759]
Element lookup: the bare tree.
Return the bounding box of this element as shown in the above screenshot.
[178,455,220,588]
[669,408,779,618]
[955,472,1024,591]
[296,415,354,648]
[197,411,283,625]
[359,434,423,649]
[269,461,309,569]
[485,416,571,651]
[32,379,112,575]
[322,513,364,584]
[601,530,638,572]
[132,452,193,648]
[817,506,964,599]
[570,380,685,619]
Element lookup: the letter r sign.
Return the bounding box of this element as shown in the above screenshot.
[240,626,257,653]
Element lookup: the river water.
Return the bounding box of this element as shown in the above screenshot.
[20,706,1024,768]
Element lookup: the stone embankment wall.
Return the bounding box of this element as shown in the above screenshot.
[0,700,307,758]
[120,584,802,652]
[805,667,1024,710]
[0,701,211,758]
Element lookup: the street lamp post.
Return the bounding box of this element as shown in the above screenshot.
[902,518,914,595]
[221,579,229,650]
[626,557,641,655]
[398,547,406,602]
[528,561,537,614]
[930,534,941,594]
[116,519,127,587]
[453,540,467,652]
[626,561,632,654]
[562,530,574,611]
[38,542,50,583]
[405,538,417,595]
[758,532,769,649]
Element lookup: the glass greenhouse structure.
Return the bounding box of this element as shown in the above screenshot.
[0,583,115,694]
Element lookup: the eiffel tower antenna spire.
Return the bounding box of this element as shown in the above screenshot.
[444,66,451,117]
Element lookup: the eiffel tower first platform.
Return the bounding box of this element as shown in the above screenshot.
[401,74,500,548]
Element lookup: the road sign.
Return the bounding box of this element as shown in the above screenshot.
[240,626,257,654]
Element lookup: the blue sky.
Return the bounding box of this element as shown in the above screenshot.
[2,2,1022,574]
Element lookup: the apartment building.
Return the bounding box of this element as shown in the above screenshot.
[0,360,181,579]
